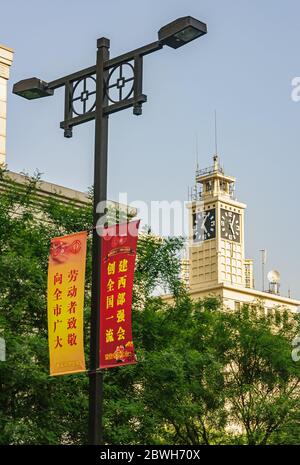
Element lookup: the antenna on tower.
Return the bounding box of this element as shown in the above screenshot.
[260,249,267,291]
[190,133,200,201]
[195,133,199,171]
[214,110,218,155]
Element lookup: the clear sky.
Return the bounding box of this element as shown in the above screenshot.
[2,0,300,297]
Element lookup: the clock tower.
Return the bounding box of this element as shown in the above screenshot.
[176,154,300,312]
[188,155,249,291]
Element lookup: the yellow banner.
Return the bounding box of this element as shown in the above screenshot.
[47,231,87,376]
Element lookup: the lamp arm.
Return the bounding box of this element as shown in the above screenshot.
[47,40,163,92]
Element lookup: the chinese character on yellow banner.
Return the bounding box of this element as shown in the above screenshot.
[47,231,87,376]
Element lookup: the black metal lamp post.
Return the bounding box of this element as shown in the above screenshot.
[13,16,207,445]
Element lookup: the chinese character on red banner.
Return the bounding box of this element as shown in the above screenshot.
[99,220,140,368]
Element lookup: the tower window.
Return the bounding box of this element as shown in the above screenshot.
[220,180,228,192]
[205,181,212,192]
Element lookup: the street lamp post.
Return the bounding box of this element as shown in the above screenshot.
[13,16,207,445]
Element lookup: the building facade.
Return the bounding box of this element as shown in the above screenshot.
[0,44,13,166]
[186,155,300,312]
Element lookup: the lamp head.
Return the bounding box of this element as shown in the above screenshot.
[13,78,53,100]
[158,16,207,49]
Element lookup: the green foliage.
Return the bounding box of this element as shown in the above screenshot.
[1,170,300,445]
[0,172,89,444]
[213,306,300,444]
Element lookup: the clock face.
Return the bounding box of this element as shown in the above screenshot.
[193,208,216,242]
[220,208,240,242]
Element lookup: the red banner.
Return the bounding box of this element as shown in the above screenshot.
[99,220,140,369]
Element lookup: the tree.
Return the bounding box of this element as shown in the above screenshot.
[0,171,90,444]
[1,169,300,445]
[213,305,300,444]
[105,300,300,445]
[0,170,188,444]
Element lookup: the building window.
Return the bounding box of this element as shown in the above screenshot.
[234,301,241,311]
